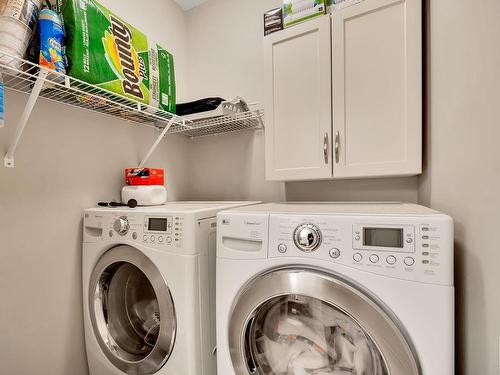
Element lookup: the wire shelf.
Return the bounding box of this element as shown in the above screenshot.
[0,50,190,129]
[1,50,264,167]
[0,51,264,137]
[169,108,264,138]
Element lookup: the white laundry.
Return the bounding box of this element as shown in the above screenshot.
[260,315,329,374]
[289,350,329,374]
[253,296,384,375]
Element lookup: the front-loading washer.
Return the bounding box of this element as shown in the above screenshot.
[216,202,454,375]
[82,201,258,375]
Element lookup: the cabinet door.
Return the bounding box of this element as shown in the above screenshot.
[332,0,421,178]
[264,16,332,181]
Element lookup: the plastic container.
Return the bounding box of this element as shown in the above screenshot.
[38,8,65,74]
[0,0,42,70]
[125,168,165,186]
[121,185,168,207]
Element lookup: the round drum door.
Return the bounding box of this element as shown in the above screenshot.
[89,245,176,375]
[229,267,421,375]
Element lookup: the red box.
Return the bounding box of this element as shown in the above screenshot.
[125,168,164,186]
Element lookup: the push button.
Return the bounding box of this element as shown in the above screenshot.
[150,235,155,242]
[329,248,341,259]
[158,236,164,243]
[353,253,363,262]
[386,256,397,265]
[278,244,287,253]
[404,257,415,266]
[369,254,380,263]
[406,238,413,244]
[143,235,148,242]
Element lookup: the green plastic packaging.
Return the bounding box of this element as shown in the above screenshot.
[62,0,176,113]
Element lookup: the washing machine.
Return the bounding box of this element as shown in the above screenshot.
[216,203,454,375]
[82,201,258,375]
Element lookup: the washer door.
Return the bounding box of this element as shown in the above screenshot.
[89,245,176,375]
[229,267,420,375]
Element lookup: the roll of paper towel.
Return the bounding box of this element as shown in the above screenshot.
[0,0,42,70]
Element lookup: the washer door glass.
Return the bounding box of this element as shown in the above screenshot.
[229,268,420,375]
[246,294,386,374]
[90,245,176,375]
[101,262,161,357]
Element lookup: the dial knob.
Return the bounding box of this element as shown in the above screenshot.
[113,216,130,236]
[293,224,322,252]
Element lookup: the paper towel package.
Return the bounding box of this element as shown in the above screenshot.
[62,0,176,113]
[283,0,326,28]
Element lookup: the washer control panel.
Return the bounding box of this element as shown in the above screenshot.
[268,214,453,285]
[84,211,185,250]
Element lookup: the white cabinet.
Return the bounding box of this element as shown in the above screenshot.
[264,0,422,181]
[264,16,332,181]
[332,0,421,178]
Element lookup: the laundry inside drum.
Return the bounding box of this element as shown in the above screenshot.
[247,294,388,375]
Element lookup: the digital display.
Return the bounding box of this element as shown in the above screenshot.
[363,228,403,248]
[148,218,168,232]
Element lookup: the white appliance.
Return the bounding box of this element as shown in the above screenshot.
[216,203,454,375]
[121,185,168,206]
[83,201,258,375]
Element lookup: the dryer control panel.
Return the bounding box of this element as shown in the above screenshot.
[267,214,453,286]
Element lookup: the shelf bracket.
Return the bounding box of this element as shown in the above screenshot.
[138,117,179,168]
[4,68,49,168]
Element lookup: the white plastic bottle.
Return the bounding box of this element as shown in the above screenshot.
[0,0,42,70]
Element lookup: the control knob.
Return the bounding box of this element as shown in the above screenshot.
[113,216,130,236]
[293,224,322,252]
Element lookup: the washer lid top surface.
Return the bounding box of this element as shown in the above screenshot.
[85,201,261,215]
[219,202,445,216]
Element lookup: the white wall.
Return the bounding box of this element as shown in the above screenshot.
[418,1,500,373]
[286,177,418,202]
[185,0,418,203]
[0,1,189,374]
[185,0,284,202]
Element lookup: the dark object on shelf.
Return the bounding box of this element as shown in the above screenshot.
[98,200,138,208]
[176,97,226,116]
[264,8,283,36]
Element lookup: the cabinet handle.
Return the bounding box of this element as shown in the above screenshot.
[323,133,329,164]
[335,131,340,163]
